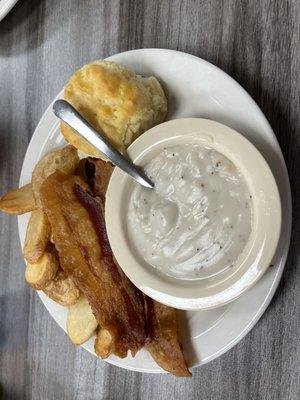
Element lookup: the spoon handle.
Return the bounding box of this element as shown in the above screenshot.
[53,99,154,189]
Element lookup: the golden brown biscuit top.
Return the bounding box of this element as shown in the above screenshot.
[61,61,167,157]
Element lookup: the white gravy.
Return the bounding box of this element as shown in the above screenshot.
[127,144,253,279]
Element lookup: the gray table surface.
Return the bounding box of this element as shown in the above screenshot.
[0,0,299,399]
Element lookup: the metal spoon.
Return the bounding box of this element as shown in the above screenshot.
[52,99,154,189]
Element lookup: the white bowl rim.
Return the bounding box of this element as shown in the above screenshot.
[105,118,282,310]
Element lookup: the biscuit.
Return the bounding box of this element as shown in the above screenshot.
[61,61,168,157]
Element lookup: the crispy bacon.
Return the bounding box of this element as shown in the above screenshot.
[40,171,146,358]
[41,159,191,375]
[85,158,191,376]
[74,184,146,348]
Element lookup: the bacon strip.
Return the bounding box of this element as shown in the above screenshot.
[42,160,190,374]
[85,158,191,376]
[40,171,146,358]
[74,184,146,348]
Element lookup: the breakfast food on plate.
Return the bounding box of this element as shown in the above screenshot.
[25,245,59,290]
[41,171,147,358]
[61,61,168,157]
[23,209,51,263]
[32,145,79,207]
[127,144,253,279]
[43,268,80,306]
[0,183,36,215]
[0,61,191,376]
[86,158,114,203]
[82,157,190,376]
[94,328,114,359]
[67,295,98,345]
[146,298,191,377]
[0,147,190,376]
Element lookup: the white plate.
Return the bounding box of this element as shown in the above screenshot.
[0,0,18,21]
[18,49,291,373]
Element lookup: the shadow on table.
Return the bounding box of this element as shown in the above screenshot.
[0,0,45,56]
[0,0,69,57]
[0,383,24,400]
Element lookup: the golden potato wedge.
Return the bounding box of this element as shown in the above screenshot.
[67,296,98,345]
[94,328,114,359]
[23,209,51,263]
[32,145,79,206]
[0,183,36,215]
[25,248,59,290]
[43,269,80,306]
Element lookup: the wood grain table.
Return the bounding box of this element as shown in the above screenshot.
[0,1,299,399]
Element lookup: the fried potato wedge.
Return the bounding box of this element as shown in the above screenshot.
[94,328,114,358]
[67,296,98,345]
[0,183,36,215]
[40,171,146,358]
[32,145,79,207]
[23,210,51,264]
[25,248,59,290]
[43,269,80,306]
[146,299,191,377]
[23,209,51,263]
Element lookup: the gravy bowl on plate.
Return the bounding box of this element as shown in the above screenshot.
[105,118,281,310]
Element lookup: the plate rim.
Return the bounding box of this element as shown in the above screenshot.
[18,48,292,373]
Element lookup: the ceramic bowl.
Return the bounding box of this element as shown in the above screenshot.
[105,118,281,310]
